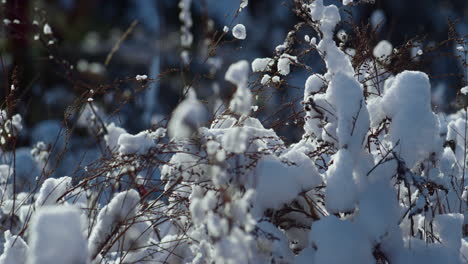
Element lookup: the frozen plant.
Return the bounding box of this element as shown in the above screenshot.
[0,0,467,264]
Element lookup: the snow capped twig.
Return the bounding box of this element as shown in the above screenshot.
[28,206,88,264]
[88,190,140,259]
[43,23,52,35]
[135,74,148,81]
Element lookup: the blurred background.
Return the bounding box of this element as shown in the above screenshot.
[0,0,466,180]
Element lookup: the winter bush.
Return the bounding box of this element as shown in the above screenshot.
[0,0,468,263]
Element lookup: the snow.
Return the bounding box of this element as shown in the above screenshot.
[239,0,248,9]
[310,216,374,264]
[28,206,87,264]
[179,0,193,48]
[261,76,274,85]
[35,176,72,207]
[371,9,386,28]
[307,1,355,77]
[190,188,219,227]
[367,96,386,127]
[1,1,467,263]
[381,71,441,168]
[336,30,347,43]
[373,40,393,60]
[433,213,464,251]
[225,60,249,87]
[104,122,127,151]
[462,86,468,95]
[447,113,468,173]
[135,74,148,81]
[167,88,207,139]
[462,239,468,262]
[304,74,325,98]
[225,60,252,116]
[255,221,293,261]
[310,37,317,45]
[255,151,322,211]
[0,231,28,264]
[325,72,369,152]
[0,113,23,140]
[215,149,226,162]
[222,127,248,154]
[0,164,11,184]
[118,130,155,154]
[356,180,401,242]
[317,4,341,37]
[88,190,140,258]
[295,247,316,264]
[232,24,246,40]
[88,62,104,74]
[277,54,297,76]
[43,24,52,35]
[260,74,271,85]
[11,114,22,131]
[212,227,255,263]
[325,149,358,213]
[206,140,220,156]
[251,58,274,72]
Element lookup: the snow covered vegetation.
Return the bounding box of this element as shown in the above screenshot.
[0,0,468,263]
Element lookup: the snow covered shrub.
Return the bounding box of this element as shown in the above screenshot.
[0,0,468,263]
